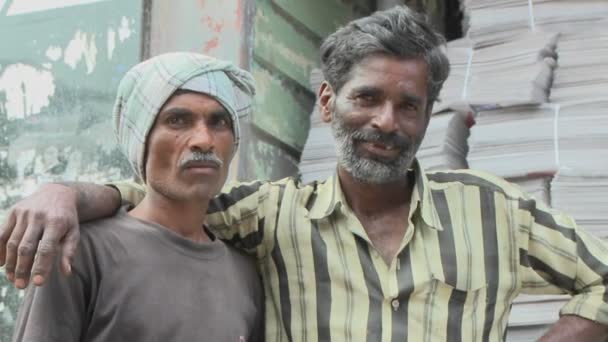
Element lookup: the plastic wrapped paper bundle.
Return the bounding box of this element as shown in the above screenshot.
[550,23,608,103]
[462,0,608,48]
[433,31,557,114]
[551,170,608,238]
[467,100,608,178]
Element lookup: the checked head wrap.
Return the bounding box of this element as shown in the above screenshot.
[112,52,255,182]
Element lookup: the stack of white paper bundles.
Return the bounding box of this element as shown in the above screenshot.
[465,2,608,181]
[433,31,557,113]
[462,0,608,48]
[467,104,556,178]
[548,23,608,241]
[434,11,559,214]
[550,24,608,104]
[458,1,608,340]
[551,170,608,239]
[468,101,608,178]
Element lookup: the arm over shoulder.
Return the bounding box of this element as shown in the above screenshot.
[206,177,297,258]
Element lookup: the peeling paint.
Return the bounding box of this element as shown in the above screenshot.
[0,1,144,337]
[45,45,63,61]
[203,16,225,33]
[149,0,247,65]
[118,16,132,42]
[64,30,98,73]
[203,37,219,53]
[0,64,56,120]
[5,0,109,16]
[15,149,36,182]
[257,31,315,71]
[234,0,244,31]
[107,28,116,59]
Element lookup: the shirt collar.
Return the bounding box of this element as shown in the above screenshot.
[307,171,344,220]
[307,160,444,231]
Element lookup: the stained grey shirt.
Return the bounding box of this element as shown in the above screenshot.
[13,207,264,342]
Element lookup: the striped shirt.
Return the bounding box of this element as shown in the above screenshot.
[116,161,608,342]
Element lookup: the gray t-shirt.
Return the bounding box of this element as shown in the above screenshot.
[13,207,264,342]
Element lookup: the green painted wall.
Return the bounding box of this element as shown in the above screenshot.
[0,1,142,339]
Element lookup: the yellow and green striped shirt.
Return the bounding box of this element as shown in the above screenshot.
[116,161,608,342]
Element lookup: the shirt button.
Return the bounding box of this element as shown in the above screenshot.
[391,299,400,311]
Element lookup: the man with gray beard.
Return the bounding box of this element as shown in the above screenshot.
[3,6,608,342]
[330,107,421,185]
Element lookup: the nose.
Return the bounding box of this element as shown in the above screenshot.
[371,102,398,133]
[188,121,214,152]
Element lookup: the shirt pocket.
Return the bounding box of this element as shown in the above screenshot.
[426,277,488,341]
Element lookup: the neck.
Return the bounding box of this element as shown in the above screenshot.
[129,190,210,243]
[337,166,415,216]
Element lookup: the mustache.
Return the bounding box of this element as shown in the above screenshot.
[178,151,223,169]
[349,128,411,149]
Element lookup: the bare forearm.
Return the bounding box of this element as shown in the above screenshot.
[540,315,608,342]
[55,182,121,222]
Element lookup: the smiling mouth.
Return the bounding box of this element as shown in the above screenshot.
[358,141,401,159]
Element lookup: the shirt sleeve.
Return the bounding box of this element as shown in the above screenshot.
[206,178,291,259]
[109,180,147,206]
[518,194,608,324]
[12,256,90,342]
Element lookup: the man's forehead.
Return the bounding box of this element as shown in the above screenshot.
[161,90,228,114]
[350,55,429,79]
[346,56,428,90]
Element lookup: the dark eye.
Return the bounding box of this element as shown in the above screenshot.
[210,114,232,130]
[355,94,376,106]
[403,103,418,111]
[167,115,187,126]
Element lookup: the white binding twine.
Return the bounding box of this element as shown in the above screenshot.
[552,103,561,169]
[528,0,537,32]
[462,48,474,100]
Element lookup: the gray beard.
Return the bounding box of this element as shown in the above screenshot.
[330,111,420,184]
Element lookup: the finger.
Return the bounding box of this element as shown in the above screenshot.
[60,225,79,276]
[0,211,17,266]
[31,229,62,286]
[14,221,44,289]
[5,214,27,283]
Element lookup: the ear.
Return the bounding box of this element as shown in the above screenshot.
[317,81,335,123]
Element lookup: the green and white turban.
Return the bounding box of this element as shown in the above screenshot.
[112,52,256,182]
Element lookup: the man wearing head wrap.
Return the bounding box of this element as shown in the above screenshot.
[11,52,264,342]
